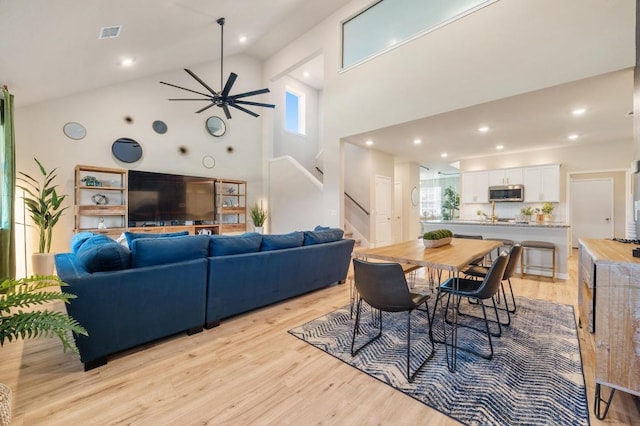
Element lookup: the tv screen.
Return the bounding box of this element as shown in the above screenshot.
[128,170,215,224]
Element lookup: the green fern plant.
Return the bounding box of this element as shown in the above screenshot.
[0,275,87,355]
[249,203,269,227]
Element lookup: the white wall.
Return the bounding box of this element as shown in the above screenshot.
[271,76,320,174]
[263,0,634,230]
[14,55,266,271]
[268,156,323,233]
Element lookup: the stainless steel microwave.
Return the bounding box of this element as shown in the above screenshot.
[488,185,524,202]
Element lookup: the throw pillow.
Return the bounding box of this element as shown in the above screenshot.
[261,232,304,251]
[303,228,345,245]
[76,235,131,273]
[208,233,262,256]
[124,230,189,247]
[314,225,331,231]
[70,231,95,253]
[130,234,209,268]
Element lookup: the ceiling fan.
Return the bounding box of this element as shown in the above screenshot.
[160,17,275,119]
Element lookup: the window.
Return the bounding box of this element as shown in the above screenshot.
[342,0,497,69]
[285,89,305,135]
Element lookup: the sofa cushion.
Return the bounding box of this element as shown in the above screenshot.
[130,235,209,268]
[76,235,131,273]
[123,230,189,247]
[314,225,331,231]
[70,231,95,253]
[303,228,345,245]
[261,232,304,251]
[208,233,262,256]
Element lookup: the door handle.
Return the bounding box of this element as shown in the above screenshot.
[605,218,611,222]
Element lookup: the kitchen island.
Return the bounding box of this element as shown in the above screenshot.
[421,220,571,280]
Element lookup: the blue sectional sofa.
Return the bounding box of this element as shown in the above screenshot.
[54,228,354,370]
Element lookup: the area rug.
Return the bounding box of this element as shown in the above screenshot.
[289,297,589,425]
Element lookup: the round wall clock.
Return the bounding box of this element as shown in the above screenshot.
[202,155,216,169]
[411,186,419,206]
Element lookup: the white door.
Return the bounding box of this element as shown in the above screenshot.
[393,182,403,243]
[375,175,392,247]
[570,178,613,247]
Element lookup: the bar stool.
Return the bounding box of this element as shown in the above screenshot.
[520,240,555,282]
[486,238,514,262]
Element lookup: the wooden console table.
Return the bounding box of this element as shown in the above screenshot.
[578,238,640,419]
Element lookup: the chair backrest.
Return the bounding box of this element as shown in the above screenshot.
[502,244,523,280]
[453,234,483,240]
[473,253,509,300]
[352,259,415,312]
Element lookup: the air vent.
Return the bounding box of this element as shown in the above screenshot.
[99,25,122,39]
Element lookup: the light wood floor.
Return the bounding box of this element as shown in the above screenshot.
[2,248,639,425]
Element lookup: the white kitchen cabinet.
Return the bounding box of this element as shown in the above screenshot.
[523,164,560,202]
[461,171,489,203]
[488,168,523,186]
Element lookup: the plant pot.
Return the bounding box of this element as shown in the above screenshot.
[536,213,544,223]
[423,237,451,248]
[254,226,264,234]
[544,214,552,222]
[0,383,10,426]
[31,253,55,276]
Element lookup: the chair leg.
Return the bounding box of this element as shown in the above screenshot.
[351,299,383,356]
[407,305,435,383]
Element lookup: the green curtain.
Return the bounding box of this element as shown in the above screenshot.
[0,86,16,280]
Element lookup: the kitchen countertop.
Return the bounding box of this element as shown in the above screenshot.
[421,219,570,228]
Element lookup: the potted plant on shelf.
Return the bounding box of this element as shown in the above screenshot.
[0,275,87,425]
[249,203,269,234]
[17,158,68,275]
[541,202,555,222]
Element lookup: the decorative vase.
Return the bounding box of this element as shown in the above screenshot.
[31,253,55,276]
[536,213,544,223]
[254,226,264,234]
[0,383,10,426]
[544,214,552,223]
[423,237,451,248]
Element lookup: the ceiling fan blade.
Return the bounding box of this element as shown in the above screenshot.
[196,102,216,114]
[221,72,238,98]
[222,104,232,119]
[160,81,212,98]
[230,103,260,117]
[229,88,270,100]
[184,68,218,96]
[234,100,275,108]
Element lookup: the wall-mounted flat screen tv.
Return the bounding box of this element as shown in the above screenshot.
[128,170,215,224]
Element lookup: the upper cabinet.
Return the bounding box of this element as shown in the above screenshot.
[488,168,523,186]
[523,164,560,202]
[461,171,489,204]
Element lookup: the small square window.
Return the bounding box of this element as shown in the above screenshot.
[285,89,306,135]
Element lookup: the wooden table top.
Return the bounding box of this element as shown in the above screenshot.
[354,238,503,272]
[580,238,640,264]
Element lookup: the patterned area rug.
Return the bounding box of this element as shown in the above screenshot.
[289,297,589,425]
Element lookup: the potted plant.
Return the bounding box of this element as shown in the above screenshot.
[0,275,87,424]
[422,229,453,248]
[541,202,555,222]
[441,187,459,220]
[520,205,534,222]
[17,158,68,275]
[249,203,269,233]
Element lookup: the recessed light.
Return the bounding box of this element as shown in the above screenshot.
[120,58,134,67]
[303,71,310,78]
[239,35,247,43]
[365,140,373,146]
[441,153,448,158]
[413,139,422,145]
[572,108,586,116]
[568,134,579,140]
[478,126,490,133]
[496,144,504,150]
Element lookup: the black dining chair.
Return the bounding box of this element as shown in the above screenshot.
[351,258,435,383]
[453,234,486,266]
[433,253,508,360]
[463,244,522,326]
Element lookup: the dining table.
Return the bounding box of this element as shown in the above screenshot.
[353,237,503,372]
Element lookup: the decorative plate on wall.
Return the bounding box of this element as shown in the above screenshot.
[205,116,226,137]
[152,120,168,134]
[63,122,87,140]
[112,137,143,163]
